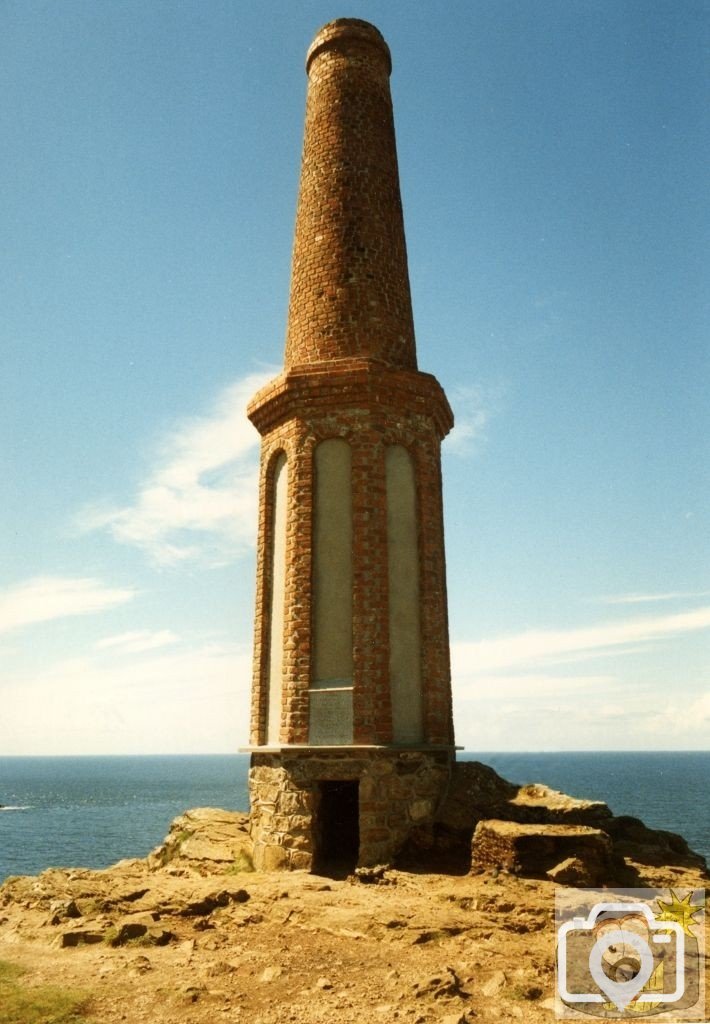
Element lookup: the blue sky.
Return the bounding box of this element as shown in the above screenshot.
[1,0,708,754]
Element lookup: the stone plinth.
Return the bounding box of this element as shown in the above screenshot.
[471,819,615,884]
[249,748,452,870]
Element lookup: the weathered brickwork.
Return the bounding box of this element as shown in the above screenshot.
[285,19,416,370]
[245,19,456,869]
[248,366,455,748]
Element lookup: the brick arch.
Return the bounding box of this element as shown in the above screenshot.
[252,447,290,745]
[380,429,453,746]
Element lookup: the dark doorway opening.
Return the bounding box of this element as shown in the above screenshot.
[313,780,359,877]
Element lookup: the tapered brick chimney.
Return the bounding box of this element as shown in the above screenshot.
[285,19,416,371]
[245,19,455,872]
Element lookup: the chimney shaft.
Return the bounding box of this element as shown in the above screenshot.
[285,19,417,370]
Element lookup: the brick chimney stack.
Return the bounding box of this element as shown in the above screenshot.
[285,19,416,370]
[245,19,456,872]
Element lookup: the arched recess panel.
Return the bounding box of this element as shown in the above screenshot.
[266,452,288,745]
[310,438,353,744]
[386,444,423,744]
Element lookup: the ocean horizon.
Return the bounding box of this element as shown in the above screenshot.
[1,751,708,882]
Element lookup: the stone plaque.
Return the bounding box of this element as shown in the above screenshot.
[308,688,353,745]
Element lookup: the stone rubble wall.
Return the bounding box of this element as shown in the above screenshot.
[471,819,616,886]
[249,750,451,870]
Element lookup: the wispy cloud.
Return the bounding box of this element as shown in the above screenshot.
[449,596,710,750]
[452,605,710,674]
[0,577,135,635]
[95,629,179,655]
[638,690,710,737]
[452,671,615,699]
[78,371,273,566]
[0,639,251,755]
[597,590,710,605]
[445,381,505,456]
[453,687,710,753]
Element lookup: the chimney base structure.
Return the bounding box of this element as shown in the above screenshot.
[249,748,452,871]
[245,19,456,873]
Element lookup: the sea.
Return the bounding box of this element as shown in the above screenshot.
[0,752,708,883]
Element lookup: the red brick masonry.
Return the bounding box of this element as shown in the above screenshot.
[246,19,456,869]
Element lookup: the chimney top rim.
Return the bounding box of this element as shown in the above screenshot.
[306,18,392,75]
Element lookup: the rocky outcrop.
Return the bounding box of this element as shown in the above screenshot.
[148,807,252,872]
[436,762,612,834]
[142,768,706,886]
[401,760,707,882]
[603,813,705,868]
[0,808,256,953]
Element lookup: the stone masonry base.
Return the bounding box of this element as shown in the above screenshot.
[249,749,453,871]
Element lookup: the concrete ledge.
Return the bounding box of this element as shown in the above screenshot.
[240,744,460,753]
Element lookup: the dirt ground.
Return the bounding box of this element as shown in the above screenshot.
[0,809,707,1024]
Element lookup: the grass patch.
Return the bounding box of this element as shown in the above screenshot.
[510,982,544,1001]
[227,850,255,874]
[0,960,93,1024]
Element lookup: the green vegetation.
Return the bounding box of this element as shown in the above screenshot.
[0,960,93,1024]
[227,850,255,874]
[510,982,544,1001]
